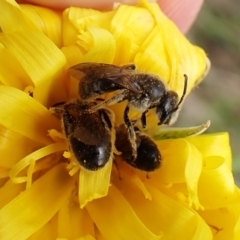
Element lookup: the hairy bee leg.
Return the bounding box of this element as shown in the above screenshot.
[88,89,128,113]
[124,106,137,159]
[124,106,134,139]
[141,110,148,128]
[100,108,121,156]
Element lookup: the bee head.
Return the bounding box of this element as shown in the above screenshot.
[156,91,179,125]
[156,74,188,125]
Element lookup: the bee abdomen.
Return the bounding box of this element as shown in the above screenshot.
[70,136,111,171]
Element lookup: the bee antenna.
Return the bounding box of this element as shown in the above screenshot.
[176,74,188,108]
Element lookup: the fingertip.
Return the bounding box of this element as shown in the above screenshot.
[157,0,204,33]
[16,0,138,11]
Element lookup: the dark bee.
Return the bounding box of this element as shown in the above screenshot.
[69,63,188,130]
[51,100,115,170]
[115,123,161,172]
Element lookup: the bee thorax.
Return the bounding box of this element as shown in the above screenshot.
[129,94,151,112]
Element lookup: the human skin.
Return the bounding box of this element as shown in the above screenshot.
[16,0,203,33]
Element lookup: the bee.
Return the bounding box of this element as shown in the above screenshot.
[51,100,115,170]
[69,63,188,130]
[115,123,161,172]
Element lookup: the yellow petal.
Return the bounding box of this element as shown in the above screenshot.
[198,205,240,240]
[0,125,41,168]
[193,212,214,240]
[0,168,8,180]
[112,168,212,239]
[0,31,65,87]
[111,4,154,63]
[184,143,203,209]
[28,214,58,240]
[0,0,37,32]
[198,156,239,209]
[0,85,60,144]
[0,180,25,209]
[62,7,102,47]
[77,236,96,240]
[95,228,107,240]
[9,142,67,184]
[0,43,33,90]
[61,45,83,99]
[149,139,202,209]
[57,199,94,238]
[232,202,240,240]
[86,185,161,240]
[0,164,74,240]
[61,45,83,68]
[134,26,169,80]
[79,160,113,208]
[77,27,116,63]
[0,31,66,106]
[20,4,62,47]
[187,132,232,169]
[0,30,67,106]
[113,28,133,65]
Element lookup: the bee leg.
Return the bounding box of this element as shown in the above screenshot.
[50,101,66,115]
[124,106,134,138]
[89,89,128,113]
[124,106,137,159]
[102,89,128,105]
[140,110,148,128]
[50,106,65,114]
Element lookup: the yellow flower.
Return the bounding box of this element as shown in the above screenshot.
[0,0,239,240]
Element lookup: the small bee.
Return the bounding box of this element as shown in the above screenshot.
[51,100,115,170]
[115,123,161,172]
[69,63,188,130]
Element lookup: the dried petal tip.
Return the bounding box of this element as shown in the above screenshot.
[153,120,211,140]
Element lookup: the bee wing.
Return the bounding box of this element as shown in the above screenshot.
[69,62,142,94]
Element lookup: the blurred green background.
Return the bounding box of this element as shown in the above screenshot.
[175,0,240,184]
